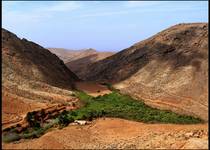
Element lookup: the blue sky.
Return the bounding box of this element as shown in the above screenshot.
[2,1,208,52]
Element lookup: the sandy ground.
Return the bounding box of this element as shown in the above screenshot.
[75,82,112,97]
[2,118,208,149]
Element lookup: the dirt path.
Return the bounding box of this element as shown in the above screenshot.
[75,82,112,97]
[2,118,208,149]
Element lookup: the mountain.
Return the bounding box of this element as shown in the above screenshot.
[2,29,79,127]
[48,48,114,79]
[83,23,208,121]
[47,48,76,63]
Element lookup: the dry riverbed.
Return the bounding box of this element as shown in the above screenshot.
[75,82,112,97]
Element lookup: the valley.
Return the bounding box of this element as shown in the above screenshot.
[2,23,208,149]
[83,23,208,121]
[48,48,114,79]
[75,82,112,97]
[2,82,208,149]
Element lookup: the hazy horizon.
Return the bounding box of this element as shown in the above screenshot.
[2,1,208,52]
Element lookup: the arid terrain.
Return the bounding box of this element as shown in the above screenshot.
[83,23,208,121]
[2,23,208,149]
[2,118,208,149]
[48,48,114,79]
[75,82,112,97]
[2,29,79,130]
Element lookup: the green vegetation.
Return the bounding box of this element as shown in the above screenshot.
[2,90,203,143]
[26,112,41,128]
[58,110,74,128]
[72,91,203,124]
[2,133,21,143]
[2,119,59,143]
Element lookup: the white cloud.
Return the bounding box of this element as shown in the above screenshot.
[125,1,160,8]
[2,1,82,27]
[80,10,129,18]
[2,1,21,9]
[78,1,164,18]
[41,2,82,12]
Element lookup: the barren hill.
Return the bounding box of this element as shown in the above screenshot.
[84,23,208,120]
[48,48,114,79]
[2,28,79,127]
[47,48,76,63]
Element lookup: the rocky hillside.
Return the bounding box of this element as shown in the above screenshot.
[2,28,79,127]
[84,23,208,121]
[48,48,114,79]
[2,29,79,89]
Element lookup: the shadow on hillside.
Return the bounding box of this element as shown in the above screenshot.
[10,38,79,90]
[66,54,98,69]
[86,41,207,83]
[66,54,98,78]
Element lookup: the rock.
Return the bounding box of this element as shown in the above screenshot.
[185,132,194,138]
[70,122,78,126]
[74,120,87,125]
[181,138,208,149]
[171,141,186,149]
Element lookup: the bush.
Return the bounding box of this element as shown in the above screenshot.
[58,110,74,127]
[73,91,203,124]
[22,128,44,139]
[2,133,21,143]
[26,112,40,127]
[3,90,203,143]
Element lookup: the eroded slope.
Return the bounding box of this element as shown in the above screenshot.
[2,29,79,127]
[84,23,208,120]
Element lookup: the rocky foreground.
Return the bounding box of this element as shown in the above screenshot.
[3,118,208,149]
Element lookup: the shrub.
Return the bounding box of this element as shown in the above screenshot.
[73,91,203,124]
[2,133,21,143]
[58,110,74,127]
[3,90,203,143]
[26,112,41,127]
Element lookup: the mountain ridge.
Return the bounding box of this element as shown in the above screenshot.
[48,48,114,79]
[82,23,208,120]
